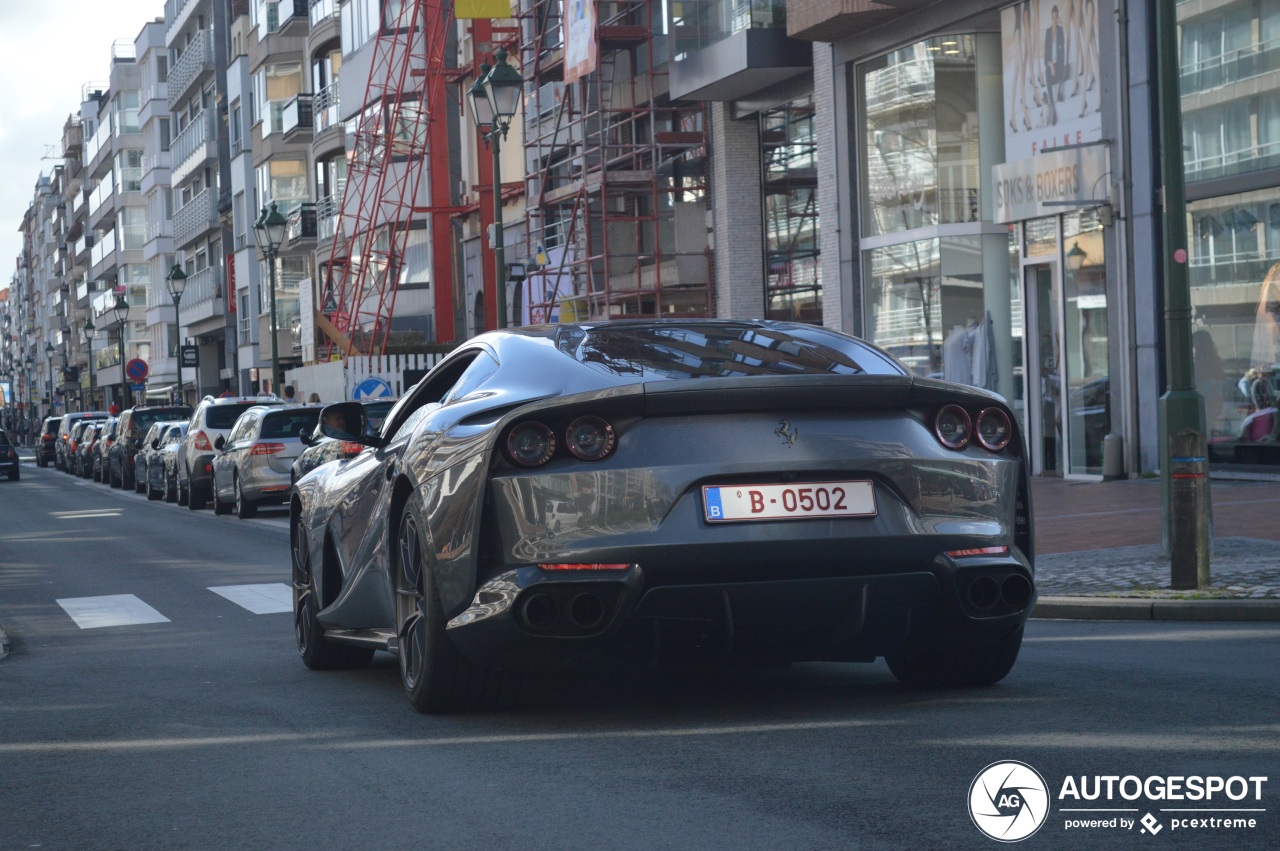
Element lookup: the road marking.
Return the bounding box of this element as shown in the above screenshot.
[56,594,170,629]
[208,583,292,614]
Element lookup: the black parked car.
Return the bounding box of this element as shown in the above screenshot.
[36,417,61,468]
[0,429,20,481]
[92,417,118,482]
[108,406,193,490]
[290,320,1035,713]
[76,423,105,479]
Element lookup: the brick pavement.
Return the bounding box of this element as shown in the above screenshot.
[1031,477,1280,555]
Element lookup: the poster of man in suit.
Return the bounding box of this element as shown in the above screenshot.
[1002,0,1102,161]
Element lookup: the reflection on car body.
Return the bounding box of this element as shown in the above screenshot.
[290,320,1035,713]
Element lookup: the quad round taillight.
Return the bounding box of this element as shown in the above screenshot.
[976,407,1013,452]
[934,405,972,450]
[506,421,556,467]
[565,416,616,462]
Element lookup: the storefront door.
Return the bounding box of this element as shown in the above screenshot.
[1025,263,1063,475]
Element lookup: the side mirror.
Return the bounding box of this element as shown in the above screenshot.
[299,428,313,446]
[319,402,377,445]
[214,435,226,451]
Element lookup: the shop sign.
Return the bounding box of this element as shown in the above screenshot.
[992,144,1109,224]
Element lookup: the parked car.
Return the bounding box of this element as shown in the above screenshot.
[212,405,322,518]
[291,398,396,486]
[77,423,105,479]
[145,422,188,501]
[56,412,109,472]
[36,417,61,468]
[178,396,284,509]
[66,420,100,477]
[290,320,1035,713]
[0,429,20,481]
[157,422,189,503]
[92,417,118,482]
[107,405,193,490]
[135,420,186,495]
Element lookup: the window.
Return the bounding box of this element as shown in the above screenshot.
[118,209,148,251]
[256,159,308,209]
[157,55,168,84]
[254,62,303,135]
[761,96,821,324]
[115,91,141,134]
[116,150,144,192]
[159,118,171,152]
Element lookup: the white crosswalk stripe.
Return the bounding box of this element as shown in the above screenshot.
[57,595,170,629]
[208,584,293,614]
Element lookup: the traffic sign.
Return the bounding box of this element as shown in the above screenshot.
[130,383,146,392]
[125,358,149,381]
[353,377,393,400]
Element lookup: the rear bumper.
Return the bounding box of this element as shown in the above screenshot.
[446,549,1034,671]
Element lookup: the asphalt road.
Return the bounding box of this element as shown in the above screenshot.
[1,462,1277,849]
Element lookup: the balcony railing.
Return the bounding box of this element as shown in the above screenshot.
[90,230,117,270]
[314,82,341,134]
[178,266,224,323]
[171,112,217,184]
[73,232,95,261]
[282,95,314,137]
[286,203,317,244]
[316,194,341,240]
[173,187,220,249]
[88,175,116,221]
[309,0,338,27]
[168,29,214,109]
[76,280,90,302]
[1180,35,1280,96]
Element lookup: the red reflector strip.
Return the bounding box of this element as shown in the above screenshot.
[539,563,630,571]
[946,546,1009,558]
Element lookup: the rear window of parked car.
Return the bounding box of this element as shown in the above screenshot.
[206,404,261,429]
[260,410,322,439]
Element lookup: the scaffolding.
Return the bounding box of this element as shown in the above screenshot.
[516,0,711,325]
[318,0,454,358]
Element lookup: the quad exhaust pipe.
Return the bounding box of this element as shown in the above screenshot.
[516,588,612,634]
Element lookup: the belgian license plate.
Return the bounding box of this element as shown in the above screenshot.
[702,481,876,523]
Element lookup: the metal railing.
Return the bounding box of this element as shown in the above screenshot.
[173,187,219,249]
[314,82,340,133]
[168,29,214,109]
[1180,35,1280,95]
[310,0,338,27]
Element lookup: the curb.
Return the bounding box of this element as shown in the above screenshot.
[1032,596,1280,622]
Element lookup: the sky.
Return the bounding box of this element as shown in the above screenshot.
[0,0,165,288]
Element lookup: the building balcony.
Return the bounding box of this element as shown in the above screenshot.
[89,230,118,279]
[146,218,175,250]
[173,187,221,250]
[309,0,340,41]
[141,152,172,197]
[165,0,201,48]
[86,116,115,179]
[786,0,905,43]
[282,94,314,140]
[171,111,218,187]
[177,266,226,328]
[279,0,310,37]
[312,81,342,141]
[285,203,317,249]
[670,22,811,102]
[73,232,95,266]
[87,176,116,230]
[168,28,215,110]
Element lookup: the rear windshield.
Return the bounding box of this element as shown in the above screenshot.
[206,403,262,429]
[572,323,906,380]
[43,419,62,434]
[131,408,192,433]
[261,409,322,439]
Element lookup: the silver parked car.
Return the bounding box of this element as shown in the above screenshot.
[146,422,188,501]
[212,405,322,518]
[135,421,186,495]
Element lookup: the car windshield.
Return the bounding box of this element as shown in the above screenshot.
[569,323,906,380]
[261,409,322,439]
[206,404,262,429]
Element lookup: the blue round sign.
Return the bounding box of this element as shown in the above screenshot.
[125,358,149,381]
[353,377,393,400]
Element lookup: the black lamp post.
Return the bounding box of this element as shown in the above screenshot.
[44,341,55,418]
[112,293,129,409]
[82,315,96,410]
[254,202,287,395]
[468,47,524,330]
[166,264,188,405]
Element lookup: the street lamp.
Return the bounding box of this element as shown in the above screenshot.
[44,341,55,419]
[1066,242,1087,277]
[82,315,96,411]
[166,265,188,405]
[253,202,287,396]
[112,293,129,409]
[468,47,524,330]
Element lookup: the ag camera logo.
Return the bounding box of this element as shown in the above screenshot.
[969,761,1051,842]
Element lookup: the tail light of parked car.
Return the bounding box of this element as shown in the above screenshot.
[41,434,54,442]
[250,442,285,456]
[6,448,16,460]
[192,431,214,451]
[503,415,620,468]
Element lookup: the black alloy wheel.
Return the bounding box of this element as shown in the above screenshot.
[187,468,206,510]
[394,505,518,713]
[291,519,371,670]
[234,477,257,519]
[165,468,178,503]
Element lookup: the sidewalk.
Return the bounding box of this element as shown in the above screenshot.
[1031,476,1280,621]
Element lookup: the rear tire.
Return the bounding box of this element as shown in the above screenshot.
[885,627,1024,688]
[187,472,206,510]
[109,464,121,489]
[395,503,520,713]
[292,519,372,670]
[234,478,258,519]
[165,470,178,503]
[146,475,162,500]
[212,483,231,515]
